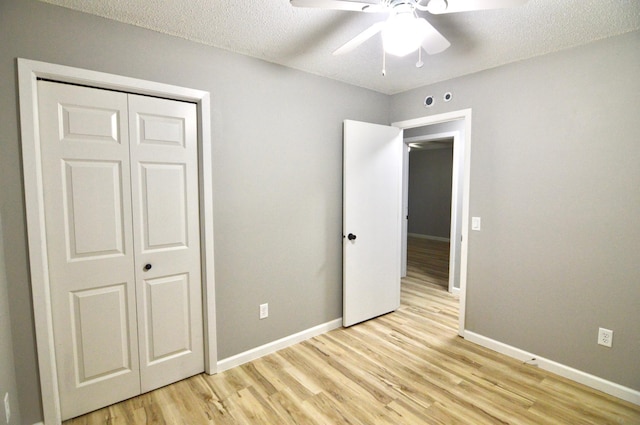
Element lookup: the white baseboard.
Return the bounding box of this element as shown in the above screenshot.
[216,318,343,373]
[408,233,450,242]
[464,331,640,406]
[450,286,460,295]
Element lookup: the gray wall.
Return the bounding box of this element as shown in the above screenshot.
[0,213,21,425]
[0,1,389,423]
[392,30,640,391]
[408,147,453,238]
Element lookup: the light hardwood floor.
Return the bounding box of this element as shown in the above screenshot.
[65,237,640,424]
[406,236,450,289]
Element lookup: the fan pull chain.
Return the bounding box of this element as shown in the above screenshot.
[416,48,424,68]
[382,47,386,77]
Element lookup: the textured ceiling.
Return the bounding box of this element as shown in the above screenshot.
[39,0,640,94]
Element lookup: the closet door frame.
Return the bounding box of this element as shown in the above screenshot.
[18,58,218,425]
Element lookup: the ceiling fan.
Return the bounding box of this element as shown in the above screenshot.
[290,0,528,70]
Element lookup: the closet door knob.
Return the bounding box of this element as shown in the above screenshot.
[347,233,357,241]
[144,264,152,271]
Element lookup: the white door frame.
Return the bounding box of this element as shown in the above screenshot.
[17,58,217,425]
[393,109,471,337]
[403,129,462,295]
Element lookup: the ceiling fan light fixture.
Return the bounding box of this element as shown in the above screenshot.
[381,11,427,57]
[426,0,448,14]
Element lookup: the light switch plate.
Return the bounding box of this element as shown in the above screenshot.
[259,303,269,320]
[472,216,481,231]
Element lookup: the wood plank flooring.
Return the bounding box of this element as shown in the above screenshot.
[406,236,450,288]
[65,237,640,424]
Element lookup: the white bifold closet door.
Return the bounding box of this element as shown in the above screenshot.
[37,80,204,420]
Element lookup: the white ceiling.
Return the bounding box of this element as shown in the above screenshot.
[39,0,640,95]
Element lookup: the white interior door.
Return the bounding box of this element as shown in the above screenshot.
[38,81,141,419]
[343,120,404,327]
[128,95,204,392]
[38,81,204,420]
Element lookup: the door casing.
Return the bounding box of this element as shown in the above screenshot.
[393,110,471,337]
[18,58,217,425]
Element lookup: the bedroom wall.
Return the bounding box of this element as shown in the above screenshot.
[0,0,389,422]
[0,213,21,425]
[391,30,640,392]
[408,147,454,239]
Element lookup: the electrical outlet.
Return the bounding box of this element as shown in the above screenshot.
[259,303,269,320]
[4,392,10,424]
[598,327,613,348]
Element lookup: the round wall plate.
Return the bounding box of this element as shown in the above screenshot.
[424,95,434,107]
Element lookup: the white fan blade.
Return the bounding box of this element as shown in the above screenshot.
[290,0,386,13]
[428,0,528,14]
[333,21,385,55]
[418,19,451,55]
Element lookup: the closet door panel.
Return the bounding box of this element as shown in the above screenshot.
[139,162,188,250]
[63,159,126,258]
[70,283,131,381]
[143,273,192,362]
[128,94,204,392]
[37,81,141,421]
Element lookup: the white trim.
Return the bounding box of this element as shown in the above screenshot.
[394,110,469,129]
[404,133,454,144]
[393,109,472,338]
[464,331,640,406]
[448,129,463,295]
[401,144,409,277]
[17,58,217,425]
[217,319,343,372]
[408,233,450,242]
[198,94,218,376]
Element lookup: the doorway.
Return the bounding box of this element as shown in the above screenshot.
[403,120,464,294]
[406,136,454,296]
[393,110,471,336]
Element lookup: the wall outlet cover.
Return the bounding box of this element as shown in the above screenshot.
[597,327,613,348]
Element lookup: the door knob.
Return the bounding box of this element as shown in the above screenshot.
[144,264,152,271]
[347,233,357,241]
